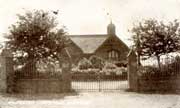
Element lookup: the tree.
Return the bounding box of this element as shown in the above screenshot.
[131,19,180,70]
[5,10,69,72]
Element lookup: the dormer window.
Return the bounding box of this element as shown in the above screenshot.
[108,50,119,59]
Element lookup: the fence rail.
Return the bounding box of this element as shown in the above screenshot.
[71,73,127,81]
[14,70,62,79]
[71,71,128,91]
[137,56,180,92]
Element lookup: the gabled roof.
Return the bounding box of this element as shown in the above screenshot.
[68,34,108,54]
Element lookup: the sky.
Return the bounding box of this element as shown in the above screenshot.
[0,0,180,46]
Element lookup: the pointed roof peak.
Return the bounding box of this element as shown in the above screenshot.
[107,20,116,35]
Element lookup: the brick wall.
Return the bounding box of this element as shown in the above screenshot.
[13,62,72,94]
[138,77,180,92]
[14,79,64,93]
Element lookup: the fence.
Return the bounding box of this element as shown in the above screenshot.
[137,56,180,92]
[5,48,180,93]
[71,69,128,91]
[71,73,127,81]
[138,76,180,92]
[0,49,72,94]
[13,63,71,93]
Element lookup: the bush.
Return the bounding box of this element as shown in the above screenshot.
[104,62,117,69]
[102,62,127,75]
[138,66,160,79]
[78,58,92,70]
[138,56,180,80]
[115,62,127,67]
[89,55,105,69]
[162,56,180,76]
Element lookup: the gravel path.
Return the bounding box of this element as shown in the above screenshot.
[0,91,179,108]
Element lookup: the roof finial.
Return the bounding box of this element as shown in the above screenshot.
[110,18,113,24]
[107,19,116,35]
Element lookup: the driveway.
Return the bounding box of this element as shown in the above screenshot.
[0,91,179,108]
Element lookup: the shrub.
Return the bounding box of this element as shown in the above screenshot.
[102,62,127,75]
[104,62,117,69]
[162,56,180,75]
[115,62,127,67]
[78,58,92,70]
[138,56,180,80]
[89,55,105,69]
[138,66,160,79]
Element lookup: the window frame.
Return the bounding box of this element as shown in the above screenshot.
[108,49,119,60]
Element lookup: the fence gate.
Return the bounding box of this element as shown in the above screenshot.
[71,72,128,92]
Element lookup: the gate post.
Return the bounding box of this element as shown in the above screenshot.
[127,49,138,91]
[0,49,14,93]
[62,60,72,92]
[61,48,72,92]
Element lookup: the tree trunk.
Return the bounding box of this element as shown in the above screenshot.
[156,55,161,71]
[136,33,141,67]
[137,52,141,67]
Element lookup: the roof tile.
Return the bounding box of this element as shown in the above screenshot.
[68,34,108,54]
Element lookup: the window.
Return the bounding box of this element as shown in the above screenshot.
[108,50,119,59]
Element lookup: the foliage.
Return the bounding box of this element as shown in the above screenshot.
[103,62,117,69]
[101,62,126,75]
[115,62,127,67]
[78,58,92,70]
[139,56,180,80]
[77,56,105,70]
[131,19,180,69]
[89,55,105,69]
[161,55,180,75]
[138,66,160,79]
[5,10,69,67]
[75,56,128,76]
[36,59,61,73]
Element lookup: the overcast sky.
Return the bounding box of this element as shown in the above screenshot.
[0,0,180,46]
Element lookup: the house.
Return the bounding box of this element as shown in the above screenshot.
[66,22,129,67]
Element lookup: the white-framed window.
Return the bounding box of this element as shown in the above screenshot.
[108,50,119,59]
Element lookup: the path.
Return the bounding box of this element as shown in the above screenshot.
[0,91,179,108]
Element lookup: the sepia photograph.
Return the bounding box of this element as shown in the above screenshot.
[0,0,180,108]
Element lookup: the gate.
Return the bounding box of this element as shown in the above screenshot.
[71,71,128,91]
[71,49,138,92]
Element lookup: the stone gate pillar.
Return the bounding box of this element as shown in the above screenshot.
[0,49,13,93]
[127,49,138,91]
[61,48,72,92]
[62,60,72,92]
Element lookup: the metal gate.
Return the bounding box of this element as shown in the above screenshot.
[71,72,128,91]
